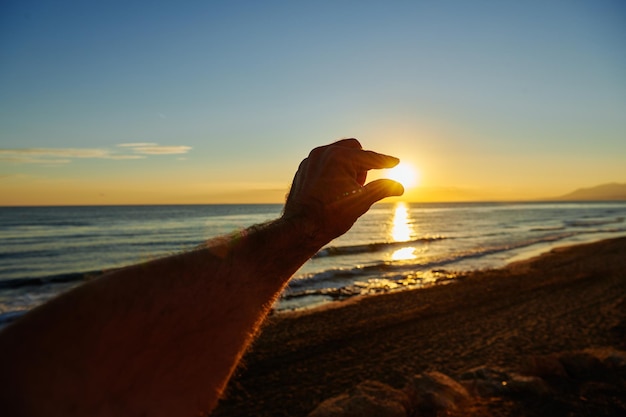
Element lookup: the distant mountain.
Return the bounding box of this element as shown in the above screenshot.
[556,183,626,201]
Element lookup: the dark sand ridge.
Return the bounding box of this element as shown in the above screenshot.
[212,237,626,417]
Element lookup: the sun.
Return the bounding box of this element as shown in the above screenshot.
[385,162,420,189]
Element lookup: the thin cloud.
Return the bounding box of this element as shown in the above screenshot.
[105,154,146,160]
[118,143,192,155]
[0,148,106,164]
[0,143,191,165]
[0,156,71,164]
[117,142,158,148]
[0,148,108,159]
[133,145,192,155]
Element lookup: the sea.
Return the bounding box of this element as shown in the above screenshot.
[1,202,626,325]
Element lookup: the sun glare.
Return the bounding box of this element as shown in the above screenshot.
[385,162,419,189]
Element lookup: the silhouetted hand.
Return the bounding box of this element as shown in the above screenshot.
[284,138,404,244]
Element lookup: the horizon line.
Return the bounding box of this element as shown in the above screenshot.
[2,198,626,208]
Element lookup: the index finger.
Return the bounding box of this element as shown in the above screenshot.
[349,149,400,170]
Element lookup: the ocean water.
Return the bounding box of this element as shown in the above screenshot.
[1,202,626,323]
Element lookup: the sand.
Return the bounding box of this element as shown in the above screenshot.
[212,237,626,416]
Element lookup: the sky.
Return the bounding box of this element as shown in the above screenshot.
[1,0,625,205]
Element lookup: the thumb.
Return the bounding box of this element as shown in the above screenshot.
[363,179,404,204]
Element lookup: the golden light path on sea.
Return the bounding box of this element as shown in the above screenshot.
[390,202,418,261]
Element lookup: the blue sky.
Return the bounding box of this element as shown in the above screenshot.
[1,0,625,204]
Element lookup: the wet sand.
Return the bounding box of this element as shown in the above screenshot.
[212,237,626,417]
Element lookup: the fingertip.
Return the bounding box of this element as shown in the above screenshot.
[378,155,400,170]
[364,179,404,200]
[390,181,404,196]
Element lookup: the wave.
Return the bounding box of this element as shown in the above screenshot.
[564,217,624,228]
[286,232,583,299]
[313,236,446,258]
[0,249,62,260]
[0,311,27,326]
[0,220,94,228]
[286,225,626,306]
[0,270,106,290]
[530,226,566,232]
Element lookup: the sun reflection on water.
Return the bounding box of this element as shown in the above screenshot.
[390,202,417,261]
[391,202,412,242]
[391,246,417,261]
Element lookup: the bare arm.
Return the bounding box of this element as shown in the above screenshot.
[0,139,403,417]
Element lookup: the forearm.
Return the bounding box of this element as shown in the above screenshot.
[0,138,403,417]
[0,216,323,417]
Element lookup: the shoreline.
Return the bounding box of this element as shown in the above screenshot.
[276,234,626,316]
[213,237,626,416]
[278,232,626,314]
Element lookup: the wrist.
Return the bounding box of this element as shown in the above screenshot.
[279,215,323,251]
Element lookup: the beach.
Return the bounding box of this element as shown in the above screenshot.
[212,237,626,417]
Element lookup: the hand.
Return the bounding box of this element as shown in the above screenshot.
[284,138,404,244]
